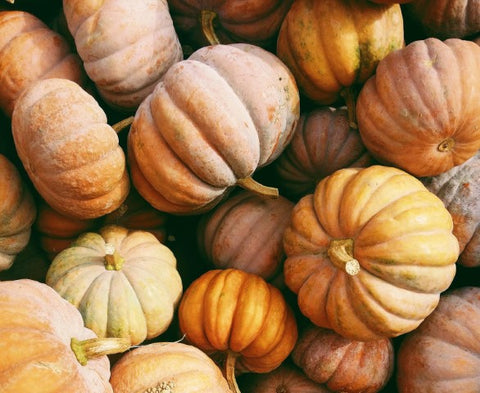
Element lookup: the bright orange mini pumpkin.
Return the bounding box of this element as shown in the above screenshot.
[283,165,459,341]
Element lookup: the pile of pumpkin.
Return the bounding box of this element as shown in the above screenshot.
[1,0,479,392]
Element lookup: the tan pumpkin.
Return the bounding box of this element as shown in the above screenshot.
[46,224,183,346]
[11,77,130,220]
[110,341,232,392]
[356,37,480,177]
[0,278,130,393]
[0,10,85,117]
[397,286,480,393]
[0,153,36,271]
[283,165,459,341]
[128,43,300,214]
[62,0,183,111]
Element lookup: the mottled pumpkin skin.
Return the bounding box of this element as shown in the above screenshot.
[12,78,130,220]
[292,324,394,393]
[0,154,36,271]
[283,165,459,341]
[128,43,300,214]
[0,279,113,393]
[357,38,480,177]
[63,0,183,111]
[110,342,232,393]
[276,0,404,104]
[0,10,85,117]
[397,286,480,393]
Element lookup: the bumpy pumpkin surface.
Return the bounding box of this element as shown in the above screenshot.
[128,43,300,214]
[356,37,480,177]
[283,165,459,341]
[11,78,130,219]
[397,286,480,393]
[46,225,183,346]
[63,0,183,111]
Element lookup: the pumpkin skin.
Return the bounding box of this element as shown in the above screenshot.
[46,224,183,346]
[197,190,294,281]
[128,43,300,214]
[356,37,480,177]
[273,106,375,200]
[0,10,85,117]
[421,152,479,268]
[397,286,480,393]
[62,0,183,111]
[276,0,404,105]
[0,153,36,271]
[292,324,394,393]
[110,341,232,393]
[11,78,130,220]
[283,165,459,341]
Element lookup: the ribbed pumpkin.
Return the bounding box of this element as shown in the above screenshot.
[0,279,130,393]
[0,10,85,117]
[356,37,480,177]
[46,225,183,346]
[397,286,480,393]
[197,190,294,281]
[283,165,459,341]
[11,77,130,219]
[110,341,232,393]
[63,0,183,111]
[292,323,394,393]
[276,0,404,106]
[178,268,298,392]
[128,43,300,214]
[0,153,36,271]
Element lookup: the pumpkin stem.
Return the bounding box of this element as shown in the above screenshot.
[237,176,279,199]
[104,243,125,270]
[437,137,455,152]
[70,337,130,366]
[225,351,241,393]
[340,87,358,130]
[112,116,134,133]
[201,9,221,45]
[328,238,360,275]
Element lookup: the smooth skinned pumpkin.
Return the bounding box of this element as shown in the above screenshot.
[128,43,300,214]
[11,77,130,220]
[283,165,459,341]
[46,224,183,346]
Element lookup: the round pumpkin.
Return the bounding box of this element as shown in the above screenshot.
[0,153,36,271]
[273,106,375,200]
[110,341,232,393]
[11,77,130,220]
[283,165,459,341]
[128,43,300,214]
[197,190,294,281]
[292,323,394,393]
[62,0,183,111]
[0,278,130,392]
[46,224,183,346]
[276,0,404,106]
[397,286,480,393]
[356,37,480,177]
[178,268,298,392]
[0,10,85,117]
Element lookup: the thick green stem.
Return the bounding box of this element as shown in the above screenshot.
[70,337,130,366]
[201,9,221,45]
[237,176,279,199]
[328,238,360,276]
[225,351,241,393]
[104,243,125,270]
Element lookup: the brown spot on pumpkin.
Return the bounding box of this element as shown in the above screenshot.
[267,106,276,122]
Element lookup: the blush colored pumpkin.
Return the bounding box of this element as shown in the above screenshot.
[292,323,394,393]
[110,341,232,393]
[0,153,36,271]
[397,286,480,393]
[128,43,300,214]
[11,77,130,220]
[46,224,183,346]
[0,10,85,117]
[62,0,183,111]
[356,37,480,177]
[0,278,130,392]
[283,165,459,341]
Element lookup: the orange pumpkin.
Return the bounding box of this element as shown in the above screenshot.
[283,165,459,341]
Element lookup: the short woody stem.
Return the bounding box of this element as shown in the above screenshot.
[237,176,279,199]
[328,238,360,275]
[340,87,358,130]
[104,243,125,271]
[112,116,134,133]
[70,337,131,366]
[225,351,241,393]
[201,9,221,45]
